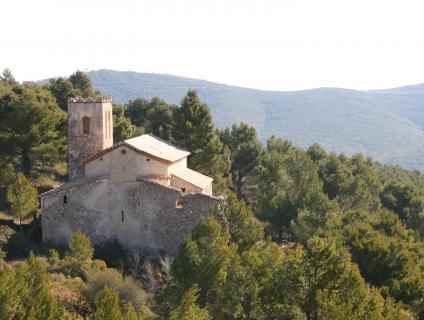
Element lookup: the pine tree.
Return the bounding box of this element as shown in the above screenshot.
[171,90,230,190]
[93,286,123,320]
[0,265,25,320]
[123,303,141,320]
[0,82,66,177]
[64,230,94,276]
[7,172,38,225]
[170,285,212,320]
[23,253,62,320]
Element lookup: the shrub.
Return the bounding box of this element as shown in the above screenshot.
[0,225,15,249]
[85,268,147,313]
[63,230,94,277]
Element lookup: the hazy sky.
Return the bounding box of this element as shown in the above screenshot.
[2,0,424,91]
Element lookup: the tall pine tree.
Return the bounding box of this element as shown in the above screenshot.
[172,90,230,192]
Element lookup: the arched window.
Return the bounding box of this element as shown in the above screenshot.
[82,117,90,134]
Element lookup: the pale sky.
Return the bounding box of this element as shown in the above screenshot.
[2,0,424,91]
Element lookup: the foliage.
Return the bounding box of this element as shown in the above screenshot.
[0,253,63,319]
[0,80,66,178]
[85,268,148,314]
[7,172,38,225]
[170,285,211,320]
[113,104,144,143]
[93,286,123,320]
[48,70,99,111]
[125,97,176,140]
[64,230,94,277]
[220,123,263,201]
[171,90,231,192]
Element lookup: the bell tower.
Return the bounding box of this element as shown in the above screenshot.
[67,96,113,181]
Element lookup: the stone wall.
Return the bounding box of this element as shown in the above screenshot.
[41,177,221,255]
[68,97,113,181]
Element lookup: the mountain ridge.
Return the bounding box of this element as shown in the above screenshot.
[46,69,424,171]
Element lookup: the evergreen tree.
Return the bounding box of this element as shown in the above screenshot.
[93,286,123,320]
[23,253,62,319]
[68,71,97,97]
[0,68,18,86]
[0,265,25,320]
[123,303,141,320]
[113,104,144,143]
[224,193,264,252]
[48,77,76,111]
[220,123,263,201]
[125,97,176,140]
[171,90,230,189]
[170,285,212,320]
[0,82,66,177]
[7,172,38,225]
[64,230,94,277]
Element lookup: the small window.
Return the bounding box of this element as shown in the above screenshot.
[100,157,103,161]
[121,211,124,222]
[146,158,150,162]
[121,149,127,155]
[82,117,90,134]
[63,195,67,204]
[181,188,186,193]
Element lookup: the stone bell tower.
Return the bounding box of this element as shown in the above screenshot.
[67,96,113,181]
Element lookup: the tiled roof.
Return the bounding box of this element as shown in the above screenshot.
[83,134,190,164]
[171,167,213,189]
[125,134,190,163]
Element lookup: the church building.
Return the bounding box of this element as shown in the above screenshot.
[40,96,220,254]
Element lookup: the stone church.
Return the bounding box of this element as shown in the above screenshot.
[40,96,221,254]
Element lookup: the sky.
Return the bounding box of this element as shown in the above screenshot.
[2,0,424,91]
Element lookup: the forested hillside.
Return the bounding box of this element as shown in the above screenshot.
[85,69,424,171]
[2,69,424,319]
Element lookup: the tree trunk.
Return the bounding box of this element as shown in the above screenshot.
[22,149,31,178]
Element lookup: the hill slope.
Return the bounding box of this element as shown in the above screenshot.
[87,69,424,171]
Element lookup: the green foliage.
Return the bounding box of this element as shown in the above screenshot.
[171,90,230,191]
[93,286,123,320]
[0,253,62,319]
[220,123,263,201]
[170,285,211,320]
[0,68,18,86]
[85,268,147,314]
[64,230,94,277]
[48,70,99,111]
[7,172,38,224]
[258,141,333,241]
[125,97,176,140]
[380,182,424,237]
[0,81,66,178]
[224,194,264,252]
[113,104,144,143]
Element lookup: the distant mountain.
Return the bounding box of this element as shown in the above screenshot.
[86,69,424,171]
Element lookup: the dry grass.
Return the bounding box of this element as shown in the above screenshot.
[0,211,12,221]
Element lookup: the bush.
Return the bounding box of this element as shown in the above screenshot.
[0,225,15,249]
[85,268,147,313]
[63,230,94,277]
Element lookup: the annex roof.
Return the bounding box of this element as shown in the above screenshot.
[83,134,190,164]
[171,167,213,189]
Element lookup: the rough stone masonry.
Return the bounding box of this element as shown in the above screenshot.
[40,96,221,254]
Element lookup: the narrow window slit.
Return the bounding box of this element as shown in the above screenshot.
[121,211,124,222]
[63,195,67,204]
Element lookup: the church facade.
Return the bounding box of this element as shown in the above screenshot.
[40,97,221,254]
